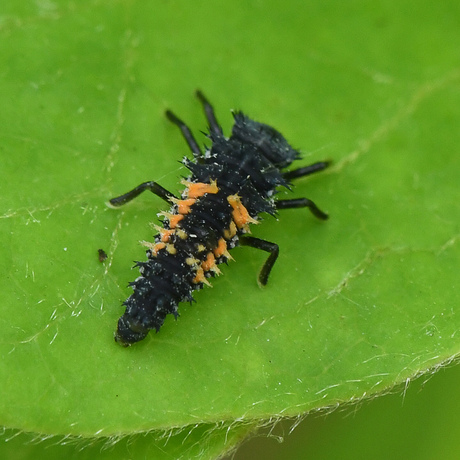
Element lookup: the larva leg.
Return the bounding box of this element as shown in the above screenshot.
[239,236,279,287]
[276,198,328,220]
[196,90,223,136]
[165,109,202,157]
[108,181,177,207]
[283,161,330,181]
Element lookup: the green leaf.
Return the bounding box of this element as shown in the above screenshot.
[1,1,459,458]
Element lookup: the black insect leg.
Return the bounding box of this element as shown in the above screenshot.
[239,236,279,287]
[276,198,328,220]
[108,181,177,207]
[196,90,223,136]
[283,161,330,181]
[165,109,202,157]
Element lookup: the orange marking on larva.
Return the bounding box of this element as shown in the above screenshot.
[141,241,166,256]
[193,267,212,286]
[182,179,219,199]
[213,238,233,260]
[153,243,166,255]
[168,214,184,228]
[160,229,175,243]
[213,238,227,258]
[202,253,222,275]
[227,194,258,229]
[176,198,196,214]
[201,252,216,272]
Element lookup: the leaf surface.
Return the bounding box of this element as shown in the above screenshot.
[1,1,459,458]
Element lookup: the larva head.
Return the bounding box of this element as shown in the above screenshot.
[231,112,300,169]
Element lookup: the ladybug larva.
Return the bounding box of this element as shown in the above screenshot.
[109,90,329,346]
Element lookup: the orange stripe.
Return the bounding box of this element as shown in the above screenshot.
[183,179,219,199]
[151,242,165,256]
[160,229,175,242]
[176,198,196,214]
[201,252,216,272]
[193,267,211,286]
[213,238,227,258]
[227,194,257,229]
[168,214,184,228]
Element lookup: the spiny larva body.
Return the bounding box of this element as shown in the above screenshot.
[109,91,329,346]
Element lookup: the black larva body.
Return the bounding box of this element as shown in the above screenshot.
[110,91,329,346]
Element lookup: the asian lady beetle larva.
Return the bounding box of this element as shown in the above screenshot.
[109,90,329,346]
